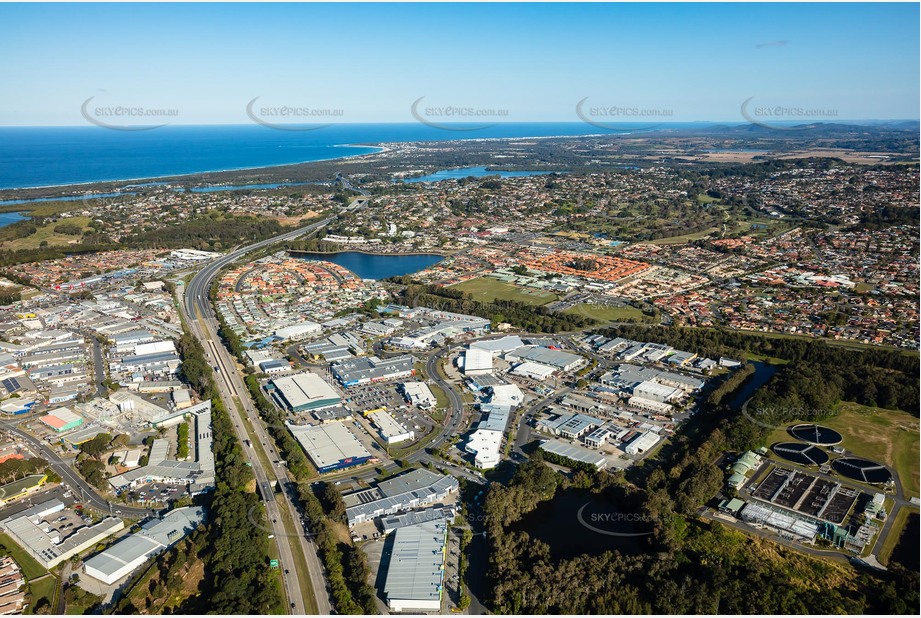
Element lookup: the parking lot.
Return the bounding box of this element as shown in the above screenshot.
[343,382,408,414]
[128,481,188,504]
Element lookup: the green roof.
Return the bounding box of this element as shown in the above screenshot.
[0,474,46,501]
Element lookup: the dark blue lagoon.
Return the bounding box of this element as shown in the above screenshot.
[0,212,28,228]
[295,251,443,280]
[404,166,559,183]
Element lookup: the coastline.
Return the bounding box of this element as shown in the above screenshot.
[0,142,388,198]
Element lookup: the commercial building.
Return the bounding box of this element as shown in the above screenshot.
[383,519,448,613]
[271,373,342,412]
[332,355,415,386]
[370,410,415,445]
[287,423,372,473]
[343,469,458,527]
[38,407,83,433]
[83,507,206,585]
[0,500,123,569]
[400,381,437,409]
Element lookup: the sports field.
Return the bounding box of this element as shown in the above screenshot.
[563,303,649,323]
[451,277,557,306]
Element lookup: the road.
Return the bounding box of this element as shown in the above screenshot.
[179,217,333,615]
[0,419,154,519]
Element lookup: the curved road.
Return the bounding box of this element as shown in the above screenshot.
[0,419,154,519]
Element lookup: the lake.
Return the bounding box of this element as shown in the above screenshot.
[403,166,559,183]
[510,487,654,560]
[0,212,28,228]
[294,251,443,280]
[728,360,779,410]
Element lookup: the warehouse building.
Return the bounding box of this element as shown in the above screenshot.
[343,469,458,527]
[39,407,83,433]
[287,423,372,473]
[539,439,607,470]
[383,518,449,613]
[509,361,555,381]
[332,355,415,387]
[469,336,524,356]
[539,412,604,440]
[273,322,322,342]
[504,346,585,373]
[83,507,205,585]
[633,380,682,403]
[459,347,493,375]
[623,431,660,455]
[381,507,456,535]
[271,373,342,412]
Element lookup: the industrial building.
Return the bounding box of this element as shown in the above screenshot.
[332,355,415,386]
[38,407,83,433]
[369,410,415,445]
[273,322,322,341]
[504,345,585,373]
[539,439,607,470]
[0,500,124,569]
[343,469,458,527]
[469,336,524,356]
[509,361,556,381]
[287,423,372,473]
[109,401,215,494]
[623,431,660,455]
[632,380,682,403]
[539,412,604,440]
[459,348,493,375]
[270,372,342,412]
[83,507,206,585]
[383,518,449,613]
[380,507,456,535]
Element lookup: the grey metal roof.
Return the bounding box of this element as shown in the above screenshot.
[383,519,448,604]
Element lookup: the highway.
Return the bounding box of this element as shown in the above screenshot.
[179,217,334,615]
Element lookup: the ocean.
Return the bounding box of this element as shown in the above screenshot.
[0,122,709,190]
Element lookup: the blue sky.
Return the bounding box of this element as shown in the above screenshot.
[1,2,918,125]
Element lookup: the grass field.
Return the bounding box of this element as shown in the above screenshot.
[26,575,56,614]
[0,533,48,580]
[649,226,720,245]
[1,216,92,251]
[878,507,912,566]
[450,277,557,306]
[563,303,650,323]
[766,402,920,499]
